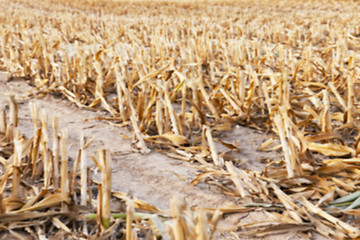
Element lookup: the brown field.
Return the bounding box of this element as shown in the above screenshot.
[1,0,360,239]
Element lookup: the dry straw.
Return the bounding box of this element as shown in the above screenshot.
[2,0,360,238]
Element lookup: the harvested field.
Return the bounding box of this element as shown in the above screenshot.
[1,0,360,239]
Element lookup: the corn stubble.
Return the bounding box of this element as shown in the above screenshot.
[0,99,108,238]
[2,0,360,238]
[1,98,209,239]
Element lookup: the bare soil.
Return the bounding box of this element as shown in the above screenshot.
[0,71,280,211]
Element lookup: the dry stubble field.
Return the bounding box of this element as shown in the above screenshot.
[1,0,360,239]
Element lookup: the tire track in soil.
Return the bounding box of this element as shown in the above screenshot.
[0,72,279,211]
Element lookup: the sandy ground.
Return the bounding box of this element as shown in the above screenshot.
[0,72,281,209]
[0,72,278,207]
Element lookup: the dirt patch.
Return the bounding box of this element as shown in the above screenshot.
[0,72,279,210]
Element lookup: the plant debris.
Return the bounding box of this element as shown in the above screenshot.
[2,0,360,239]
